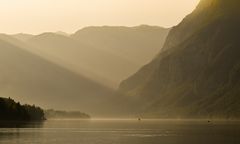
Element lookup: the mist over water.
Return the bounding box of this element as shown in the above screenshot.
[0,0,240,144]
[0,119,240,144]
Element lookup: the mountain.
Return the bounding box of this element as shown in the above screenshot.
[55,31,70,37]
[26,32,130,88]
[72,25,170,67]
[25,26,169,88]
[119,0,240,119]
[12,33,34,42]
[0,38,124,117]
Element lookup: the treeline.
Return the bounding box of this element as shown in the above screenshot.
[0,97,45,121]
[45,109,90,119]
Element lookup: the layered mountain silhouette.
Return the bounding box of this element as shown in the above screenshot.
[0,37,123,116]
[12,33,34,42]
[0,25,169,117]
[119,0,240,118]
[23,25,169,88]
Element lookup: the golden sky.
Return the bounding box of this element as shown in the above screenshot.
[0,0,200,34]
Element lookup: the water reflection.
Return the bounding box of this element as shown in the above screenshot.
[0,120,240,144]
[0,121,44,128]
[0,121,44,143]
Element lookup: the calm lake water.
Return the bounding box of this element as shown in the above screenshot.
[0,119,240,144]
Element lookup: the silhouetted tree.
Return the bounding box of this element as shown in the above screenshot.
[0,97,45,121]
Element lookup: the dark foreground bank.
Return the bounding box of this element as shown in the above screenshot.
[0,97,45,122]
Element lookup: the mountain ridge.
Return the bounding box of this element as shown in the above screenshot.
[22,25,170,88]
[119,0,240,118]
[0,38,120,116]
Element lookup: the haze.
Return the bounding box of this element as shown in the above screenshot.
[0,0,199,34]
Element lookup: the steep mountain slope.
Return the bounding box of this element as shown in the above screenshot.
[119,0,240,118]
[25,26,169,88]
[26,33,135,88]
[0,38,123,116]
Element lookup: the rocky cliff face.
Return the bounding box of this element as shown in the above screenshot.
[119,0,240,118]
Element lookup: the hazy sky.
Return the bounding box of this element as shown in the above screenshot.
[0,0,200,34]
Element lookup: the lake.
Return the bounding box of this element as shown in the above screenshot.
[0,119,240,144]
